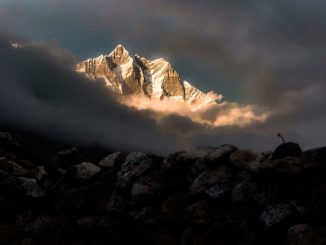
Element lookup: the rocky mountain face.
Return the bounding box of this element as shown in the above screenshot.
[76,45,221,105]
[1,131,326,244]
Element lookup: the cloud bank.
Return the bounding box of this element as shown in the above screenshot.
[0,34,275,154]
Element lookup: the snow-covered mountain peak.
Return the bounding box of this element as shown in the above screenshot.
[76,45,222,105]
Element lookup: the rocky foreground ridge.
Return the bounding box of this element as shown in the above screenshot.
[1,132,326,244]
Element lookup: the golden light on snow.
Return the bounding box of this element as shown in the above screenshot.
[119,94,269,128]
[74,44,270,128]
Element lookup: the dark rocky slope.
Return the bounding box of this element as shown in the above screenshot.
[1,131,326,245]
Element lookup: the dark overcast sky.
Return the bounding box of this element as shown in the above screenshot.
[1,0,326,152]
[1,0,325,101]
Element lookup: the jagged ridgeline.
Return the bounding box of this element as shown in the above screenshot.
[76,45,221,105]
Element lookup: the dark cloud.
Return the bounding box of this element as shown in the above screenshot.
[1,0,325,100]
[0,34,178,154]
[0,33,275,154]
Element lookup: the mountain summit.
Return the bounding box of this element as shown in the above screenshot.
[76,45,221,105]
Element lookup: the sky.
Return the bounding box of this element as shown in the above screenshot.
[0,0,326,154]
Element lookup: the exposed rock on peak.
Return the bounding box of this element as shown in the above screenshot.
[108,44,132,65]
[76,45,221,104]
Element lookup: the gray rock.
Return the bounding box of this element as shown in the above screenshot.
[0,158,29,176]
[124,152,146,164]
[260,202,298,229]
[191,166,234,196]
[45,148,86,173]
[231,181,257,205]
[106,190,124,214]
[187,158,210,182]
[160,193,186,224]
[161,151,196,174]
[131,175,162,202]
[272,142,302,160]
[9,160,29,176]
[286,224,326,245]
[37,166,54,189]
[116,153,156,188]
[205,144,237,161]
[264,157,305,173]
[230,149,260,171]
[23,216,63,236]
[70,162,101,181]
[231,149,304,174]
[77,216,114,232]
[98,152,127,168]
[205,180,234,198]
[129,205,160,224]
[17,159,38,169]
[182,200,215,225]
[303,147,326,169]
[170,145,236,163]
[18,177,46,198]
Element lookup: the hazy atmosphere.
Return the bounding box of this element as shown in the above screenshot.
[2,2,326,245]
[1,0,326,153]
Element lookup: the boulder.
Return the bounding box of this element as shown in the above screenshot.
[231,149,305,174]
[261,157,305,174]
[191,166,234,198]
[230,149,260,171]
[0,157,29,176]
[205,180,235,199]
[69,162,101,181]
[160,193,186,224]
[77,216,114,234]
[175,144,236,162]
[260,201,300,230]
[98,152,127,169]
[161,151,196,174]
[116,153,158,188]
[18,177,46,198]
[307,182,326,221]
[129,205,160,224]
[37,166,56,189]
[22,215,65,237]
[187,158,210,183]
[106,190,125,214]
[205,144,238,161]
[57,187,96,211]
[17,159,38,169]
[231,181,257,205]
[272,143,302,160]
[303,147,326,169]
[45,148,86,174]
[131,175,163,203]
[0,175,25,196]
[286,224,326,245]
[182,199,217,225]
[124,152,146,163]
